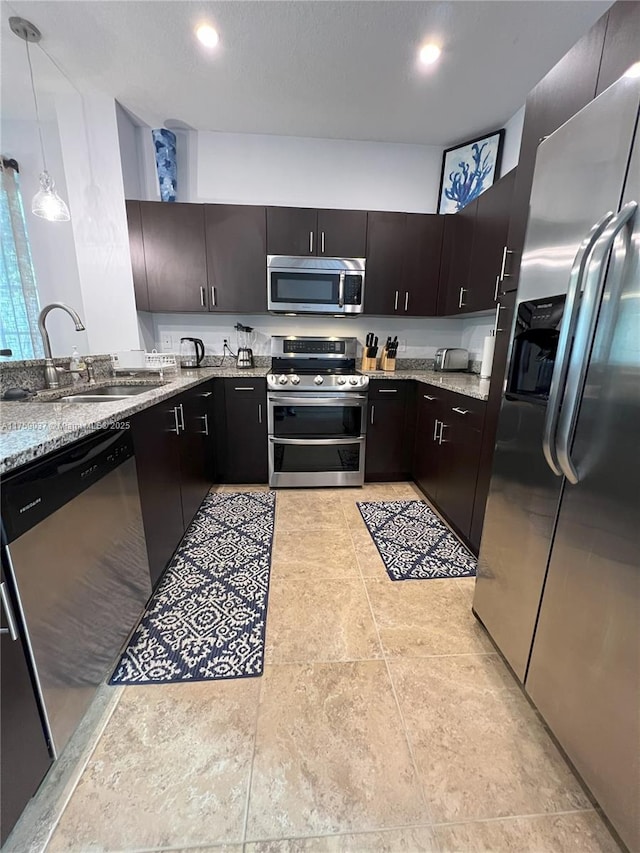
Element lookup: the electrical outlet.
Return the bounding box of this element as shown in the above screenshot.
[160,334,173,352]
[399,338,407,353]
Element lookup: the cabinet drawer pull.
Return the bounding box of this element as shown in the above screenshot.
[458,287,467,309]
[370,404,375,425]
[494,303,508,334]
[201,413,209,436]
[178,403,185,430]
[433,419,440,441]
[171,406,180,434]
[378,388,398,393]
[404,291,409,311]
[258,403,263,424]
[201,391,213,397]
[0,582,19,641]
[452,407,470,415]
[200,286,205,307]
[309,231,314,253]
[321,231,325,254]
[211,286,216,307]
[423,395,435,401]
[394,290,399,311]
[234,386,255,391]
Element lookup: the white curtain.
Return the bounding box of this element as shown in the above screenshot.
[0,158,44,359]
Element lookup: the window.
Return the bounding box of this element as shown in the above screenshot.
[1,158,44,360]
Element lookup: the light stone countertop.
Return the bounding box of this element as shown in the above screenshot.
[360,369,490,401]
[0,366,268,476]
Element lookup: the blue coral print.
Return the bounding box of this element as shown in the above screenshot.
[152,128,177,202]
[439,132,502,214]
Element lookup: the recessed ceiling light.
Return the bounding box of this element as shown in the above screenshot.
[419,43,441,66]
[195,24,219,48]
[624,61,640,78]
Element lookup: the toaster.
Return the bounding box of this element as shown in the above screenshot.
[434,347,469,372]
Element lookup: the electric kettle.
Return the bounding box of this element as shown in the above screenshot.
[180,337,205,368]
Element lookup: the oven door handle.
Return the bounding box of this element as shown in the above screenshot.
[268,395,368,405]
[269,437,363,446]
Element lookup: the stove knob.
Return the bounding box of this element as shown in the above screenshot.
[314,375,324,385]
[349,376,359,385]
[278,374,288,385]
[337,376,347,385]
[267,374,276,385]
[290,375,300,385]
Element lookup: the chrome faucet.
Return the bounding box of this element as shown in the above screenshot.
[38,302,86,389]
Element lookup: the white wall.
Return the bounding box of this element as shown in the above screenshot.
[115,102,142,200]
[56,93,141,353]
[461,313,496,362]
[501,105,525,175]
[1,117,88,356]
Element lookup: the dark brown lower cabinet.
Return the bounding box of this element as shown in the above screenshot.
[365,381,411,480]
[0,559,52,845]
[412,383,486,550]
[221,379,268,484]
[132,381,215,586]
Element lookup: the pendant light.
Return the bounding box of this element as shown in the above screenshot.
[10,17,71,222]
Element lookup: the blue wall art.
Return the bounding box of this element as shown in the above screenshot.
[437,129,504,214]
[152,128,177,202]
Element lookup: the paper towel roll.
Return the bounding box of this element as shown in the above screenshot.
[480,334,496,379]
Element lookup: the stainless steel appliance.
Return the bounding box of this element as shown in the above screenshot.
[267,256,365,315]
[473,72,640,852]
[267,336,369,487]
[180,337,205,368]
[1,429,153,757]
[434,347,469,372]
[235,323,255,369]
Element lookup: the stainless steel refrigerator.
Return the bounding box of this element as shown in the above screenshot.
[473,70,640,852]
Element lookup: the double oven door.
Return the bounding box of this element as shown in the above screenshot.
[268,392,367,487]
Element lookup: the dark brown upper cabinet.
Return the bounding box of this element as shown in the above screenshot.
[205,204,267,313]
[266,206,367,257]
[139,201,209,312]
[466,169,517,312]
[365,212,441,316]
[125,200,149,311]
[436,199,478,316]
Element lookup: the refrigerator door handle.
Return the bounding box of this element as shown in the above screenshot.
[542,211,614,476]
[556,201,637,484]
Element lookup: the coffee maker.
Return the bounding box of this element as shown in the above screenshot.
[180,337,205,368]
[235,323,255,369]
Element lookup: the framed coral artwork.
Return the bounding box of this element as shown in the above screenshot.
[437,129,505,214]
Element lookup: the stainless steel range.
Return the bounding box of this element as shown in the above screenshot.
[267,336,369,487]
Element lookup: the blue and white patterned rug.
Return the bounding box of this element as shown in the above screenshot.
[357,500,476,581]
[110,491,275,685]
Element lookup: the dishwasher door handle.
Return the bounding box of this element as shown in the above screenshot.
[0,581,19,641]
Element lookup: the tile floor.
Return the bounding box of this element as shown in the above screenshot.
[33,484,621,852]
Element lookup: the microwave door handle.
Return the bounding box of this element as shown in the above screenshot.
[338,271,345,308]
[541,211,613,477]
[556,201,637,485]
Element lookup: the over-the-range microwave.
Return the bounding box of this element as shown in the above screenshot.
[267,255,365,315]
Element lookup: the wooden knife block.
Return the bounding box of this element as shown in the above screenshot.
[361,355,377,371]
[379,351,396,372]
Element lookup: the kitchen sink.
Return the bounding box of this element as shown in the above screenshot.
[40,383,164,403]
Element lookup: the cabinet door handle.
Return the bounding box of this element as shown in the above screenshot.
[494,303,508,334]
[171,406,181,434]
[178,403,185,430]
[370,404,375,425]
[309,231,314,253]
[211,286,216,307]
[433,419,440,441]
[201,413,209,436]
[321,231,325,254]
[394,290,399,310]
[0,582,19,641]
[258,403,263,424]
[438,422,449,444]
[452,407,470,415]
[423,395,435,401]
[201,391,213,397]
[458,287,467,309]
[494,274,501,302]
[200,286,205,307]
[404,291,409,311]
[500,245,513,279]
[378,388,398,393]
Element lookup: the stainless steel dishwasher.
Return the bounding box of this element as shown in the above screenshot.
[1,428,152,757]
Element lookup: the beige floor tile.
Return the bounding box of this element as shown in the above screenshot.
[350,528,389,581]
[390,656,591,824]
[272,528,359,579]
[170,847,244,853]
[364,577,494,657]
[391,482,425,500]
[246,661,426,840]
[434,810,621,852]
[276,494,348,532]
[246,825,437,851]
[339,484,402,503]
[341,501,369,532]
[265,577,382,664]
[46,680,260,852]
[455,576,477,603]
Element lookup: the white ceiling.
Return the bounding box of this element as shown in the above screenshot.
[2,1,610,146]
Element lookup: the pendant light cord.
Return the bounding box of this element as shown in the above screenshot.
[25,38,47,172]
